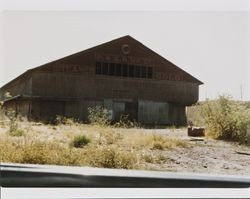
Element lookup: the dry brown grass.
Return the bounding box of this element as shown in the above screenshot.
[122,131,186,150]
[86,146,137,169]
[0,120,187,169]
[0,136,87,165]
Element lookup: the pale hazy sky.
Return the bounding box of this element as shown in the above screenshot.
[0,1,250,101]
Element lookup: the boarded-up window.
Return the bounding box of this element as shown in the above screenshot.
[135,65,141,77]
[95,62,153,79]
[116,64,122,76]
[147,67,152,78]
[128,65,134,77]
[122,64,128,77]
[109,63,115,76]
[141,66,147,78]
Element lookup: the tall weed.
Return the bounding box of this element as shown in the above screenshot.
[114,114,139,128]
[201,95,250,144]
[88,107,111,126]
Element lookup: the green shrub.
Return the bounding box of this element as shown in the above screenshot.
[87,106,111,126]
[9,129,25,137]
[201,95,250,144]
[70,135,91,148]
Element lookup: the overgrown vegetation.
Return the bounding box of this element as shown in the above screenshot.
[87,106,111,126]
[149,134,186,150]
[70,135,91,148]
[5,109,19,134]
[0,138,86,165]
[0,105,23,136]
[8,129,25,137]
[0,118,187,169]
[55,115,76,126]
[87,146,137,169]
[0,100,5,127]
[87,106,139,128]
[114,114,139,128]
[0,93,25,136]
[0,135,137,169]
[97,128,123,145]
[199,95,250,144]
[0,97,187,169]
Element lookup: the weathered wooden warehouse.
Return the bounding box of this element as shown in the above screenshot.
[0,35,203,125]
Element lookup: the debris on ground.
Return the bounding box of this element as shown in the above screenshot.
[187,126,205,137]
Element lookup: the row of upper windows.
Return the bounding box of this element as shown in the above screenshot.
[95,62,153,79]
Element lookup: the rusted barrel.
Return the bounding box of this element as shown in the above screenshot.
[188,126,205,137]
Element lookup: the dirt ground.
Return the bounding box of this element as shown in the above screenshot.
[140,129,250,175]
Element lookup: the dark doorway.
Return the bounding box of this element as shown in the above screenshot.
[125,102,138,121]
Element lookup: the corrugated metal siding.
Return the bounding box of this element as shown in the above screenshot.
[138,101,170,124]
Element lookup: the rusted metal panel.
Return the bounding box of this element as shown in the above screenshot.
[188,127,205,137]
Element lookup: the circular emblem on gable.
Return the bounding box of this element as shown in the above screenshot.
[121,44,131,55]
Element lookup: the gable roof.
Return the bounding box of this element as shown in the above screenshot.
[1,35,203,90]
[125,36,203,84]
